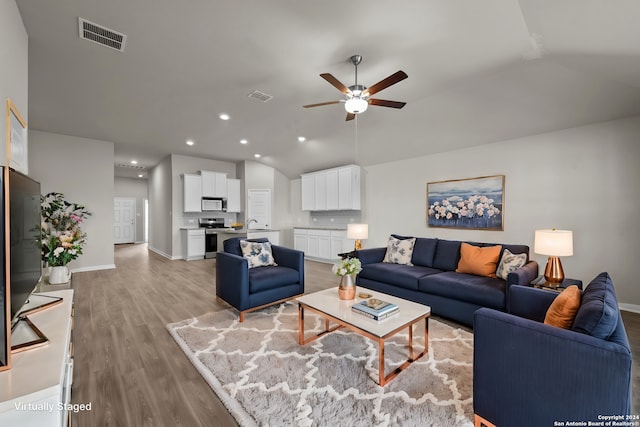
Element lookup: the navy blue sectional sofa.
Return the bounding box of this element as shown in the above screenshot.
[355,236,538,326]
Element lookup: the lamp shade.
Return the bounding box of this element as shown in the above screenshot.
[344,97,368,114]
[534,229,573,257]
[347,223,368,240]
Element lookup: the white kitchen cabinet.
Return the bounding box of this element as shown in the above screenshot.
[338,166,361,210]
[326,169,339,210]
[301,174,315,211]
[183,173,202,213]
[293,228,308,252]
[301,165,361,211]
[226,179,241,213]
[294,228,348,262]
[314,172,327,210]
[181,228,205,260]
[200,170,228,198]
[247,231,279,246]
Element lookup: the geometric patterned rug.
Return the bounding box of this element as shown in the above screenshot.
[167,301,474,427]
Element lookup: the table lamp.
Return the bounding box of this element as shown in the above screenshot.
[347,224,368,250]
[534,229,573,286]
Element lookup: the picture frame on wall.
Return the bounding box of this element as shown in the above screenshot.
[5,99,28,175]
[427,175,505,230]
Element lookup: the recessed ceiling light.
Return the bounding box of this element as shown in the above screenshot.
[240,139,248,145]
[254,154,261,158]
[131,160,138,165]
[186,139,195,146]
[219,113,230,121]
[138,174,144,178]
[298,136,306,143]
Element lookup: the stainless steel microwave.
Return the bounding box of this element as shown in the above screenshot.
[201,197,227,212]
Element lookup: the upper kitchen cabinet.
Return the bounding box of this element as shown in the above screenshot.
[301,165,361,211]
[226,178,241,213]
[183,173,202,212]
[200,170,228,198]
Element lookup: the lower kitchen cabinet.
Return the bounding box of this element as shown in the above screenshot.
[181,228,205,260]
[293,228,351,262]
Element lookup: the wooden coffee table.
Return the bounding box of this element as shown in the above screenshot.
[297,288,430,386]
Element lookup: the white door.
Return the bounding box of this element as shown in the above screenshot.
[247,189,271,229]
[114,197,136,244]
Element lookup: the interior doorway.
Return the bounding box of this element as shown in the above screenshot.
[114,197,136,244]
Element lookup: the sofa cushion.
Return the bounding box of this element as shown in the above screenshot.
[432,239,462,271]
[572,272,619,339]
[495,248,528,280]
[418,271,506,309]
[500,244,530,261]
[240,240,277,268]
[248,266,300,293]
[383,236,416,265]
[412,238,438,267]
[359,262,442,291]
[544,285,581,329]
[456,243,502,278]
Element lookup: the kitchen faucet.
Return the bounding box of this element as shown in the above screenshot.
[247,218,258,227]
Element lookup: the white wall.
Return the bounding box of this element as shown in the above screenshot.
[29,130,115,272]
[0,0,28,167]
[114,177,148,243]
[363,116,640,306]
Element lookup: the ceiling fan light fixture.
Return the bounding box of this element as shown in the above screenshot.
[345,97,368,114]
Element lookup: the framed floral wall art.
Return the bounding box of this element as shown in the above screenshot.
[5,99,28,175]
[427,175,505,230]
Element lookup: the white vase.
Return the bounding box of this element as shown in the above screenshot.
[49,265,70,284]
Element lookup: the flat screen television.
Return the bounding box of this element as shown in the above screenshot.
[6,168,42,321]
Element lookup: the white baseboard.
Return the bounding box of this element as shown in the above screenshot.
[147,245,181,260]
[70,264,116,273]
[618,303,640,314]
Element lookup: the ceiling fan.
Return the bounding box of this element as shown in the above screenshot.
[303,54,408,121]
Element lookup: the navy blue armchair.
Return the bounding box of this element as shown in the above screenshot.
[473,273,631,427]
[216,237,304,322]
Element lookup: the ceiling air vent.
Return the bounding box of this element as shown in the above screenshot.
[247,90,273,103]
[78,17,127,52]
[115,163,146,170]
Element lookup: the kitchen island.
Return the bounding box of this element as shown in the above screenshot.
[217,229,280,250]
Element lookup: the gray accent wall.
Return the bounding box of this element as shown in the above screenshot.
[148,156,172,258]
[29,130,115,272]
[362,115,640,306]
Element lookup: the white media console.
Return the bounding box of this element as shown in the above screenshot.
[0,290,74,426]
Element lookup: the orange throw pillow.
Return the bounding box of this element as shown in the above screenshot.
[455,243,502,278]
[544,285,582,329]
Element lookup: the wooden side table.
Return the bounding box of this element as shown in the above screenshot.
[531,275,582,292]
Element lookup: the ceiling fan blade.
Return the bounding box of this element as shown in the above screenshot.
[368,98,407,109]
[320,73,351,94]
[346,112,356,121]
[364,70,408,96]
[303,101,341,108]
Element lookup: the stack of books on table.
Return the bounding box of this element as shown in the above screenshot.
[351,298,399,321]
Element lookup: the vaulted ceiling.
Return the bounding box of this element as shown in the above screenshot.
[16,0,640,179]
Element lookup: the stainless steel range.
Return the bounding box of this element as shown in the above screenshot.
[199,218,227,259]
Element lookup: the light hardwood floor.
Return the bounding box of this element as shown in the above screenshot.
[70,244,639,426]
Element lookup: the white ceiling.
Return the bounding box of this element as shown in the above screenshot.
[16,0,640,179]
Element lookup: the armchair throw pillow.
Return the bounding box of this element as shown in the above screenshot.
[240,240,278,268]
[455,243,502,277]
[495,248,527,280]
[544,285,581,329]
[383,236,416,265]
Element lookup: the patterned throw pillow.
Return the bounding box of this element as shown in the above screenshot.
[383,236,416,265]
[495,249,527,280]
[239,240,277,268]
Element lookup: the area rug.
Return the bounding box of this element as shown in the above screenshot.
[167,302,474,427]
